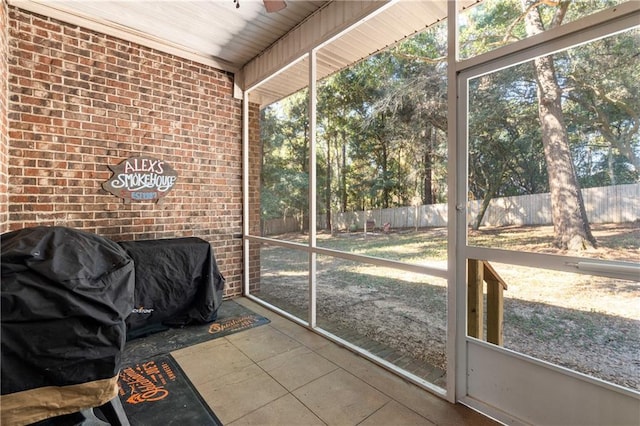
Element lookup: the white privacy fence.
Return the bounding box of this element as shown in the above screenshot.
[263,183,639,235]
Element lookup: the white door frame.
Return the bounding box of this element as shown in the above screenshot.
[451,3,640,424]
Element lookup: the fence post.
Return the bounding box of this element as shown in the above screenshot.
[486,281,503,345]
[483,261,507,346]
[467,259,484,339]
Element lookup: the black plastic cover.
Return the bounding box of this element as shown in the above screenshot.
[118,237,225,340]
[1,226,135,395]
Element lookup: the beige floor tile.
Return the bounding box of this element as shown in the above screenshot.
[233,297,274,316]
[269,318,333,351]
[293,369,390,426]
[425,404,502,426]
[170,333,228,355]
[258,346,338,391]
[172,338,254,386]
[227,324,302,363]
[359,400,435,425]
[317,345,431,408]
[314,343,498,425]
[313,340,371,369]
[228,394,326,426]
[195,363,288,424]
[177,299,496,426]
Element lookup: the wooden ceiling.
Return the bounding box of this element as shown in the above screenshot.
[10,0,331,72]
[9,0,480,105]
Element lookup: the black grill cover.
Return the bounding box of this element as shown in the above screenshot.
[1,226,135,395]
[118,237,225,340]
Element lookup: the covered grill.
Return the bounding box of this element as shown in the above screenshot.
[1,226,135,425]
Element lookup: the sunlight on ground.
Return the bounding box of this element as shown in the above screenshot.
[265,223,638,319]
[258,223,639,390]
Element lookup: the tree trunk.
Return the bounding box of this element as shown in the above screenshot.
[341,131,347,212]
[423,126,434,205]
[473,157,506,230]
[381,140,391,209]
[325,131,332,231]
[522,0,596,250]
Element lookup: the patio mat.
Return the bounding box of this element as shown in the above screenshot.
[122,299,270,364]
[118,353,222,426]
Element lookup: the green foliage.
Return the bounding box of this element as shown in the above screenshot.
[562,28,640,186]
[468,66,549,202]
[260,91,310,220]
[259,1,638,227]
[459,0,525,58]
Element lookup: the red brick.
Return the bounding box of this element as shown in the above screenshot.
[3,7,249,298]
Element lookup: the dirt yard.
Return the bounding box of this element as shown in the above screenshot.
[257,222,639,390]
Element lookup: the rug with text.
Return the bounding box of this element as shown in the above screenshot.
[122,299,270,365]
[118,353,221,426]
[118,300,269,425]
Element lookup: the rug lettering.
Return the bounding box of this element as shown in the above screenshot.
[119,360,175,404]
[208,314,261,335]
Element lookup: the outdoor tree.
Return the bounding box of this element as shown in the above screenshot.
[563,29,640,185]
[521,0,596,249]
[460,0,631,248]
[377,27,449,206]
[260,91,310,228]
[468,68,547,229]
[317,69,368,228]
[329,54,409,211]
[259,0,636,242]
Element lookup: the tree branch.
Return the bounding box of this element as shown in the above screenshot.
[391,50,445,64]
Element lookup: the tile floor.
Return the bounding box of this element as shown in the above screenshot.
[172,298,499,426]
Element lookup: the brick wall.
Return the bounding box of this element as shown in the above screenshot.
[4,6,247,298]
[1,0,9,233]
[248,101,262,293]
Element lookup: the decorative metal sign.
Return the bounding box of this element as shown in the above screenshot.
[103,156,178,203]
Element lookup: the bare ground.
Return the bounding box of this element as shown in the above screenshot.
[257,222,639,390]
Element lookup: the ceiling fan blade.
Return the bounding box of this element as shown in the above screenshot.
[263,0,287,13]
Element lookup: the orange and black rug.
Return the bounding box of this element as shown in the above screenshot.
[122,299,270,365]
[118,300,270,425]
[118,353,220,425]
